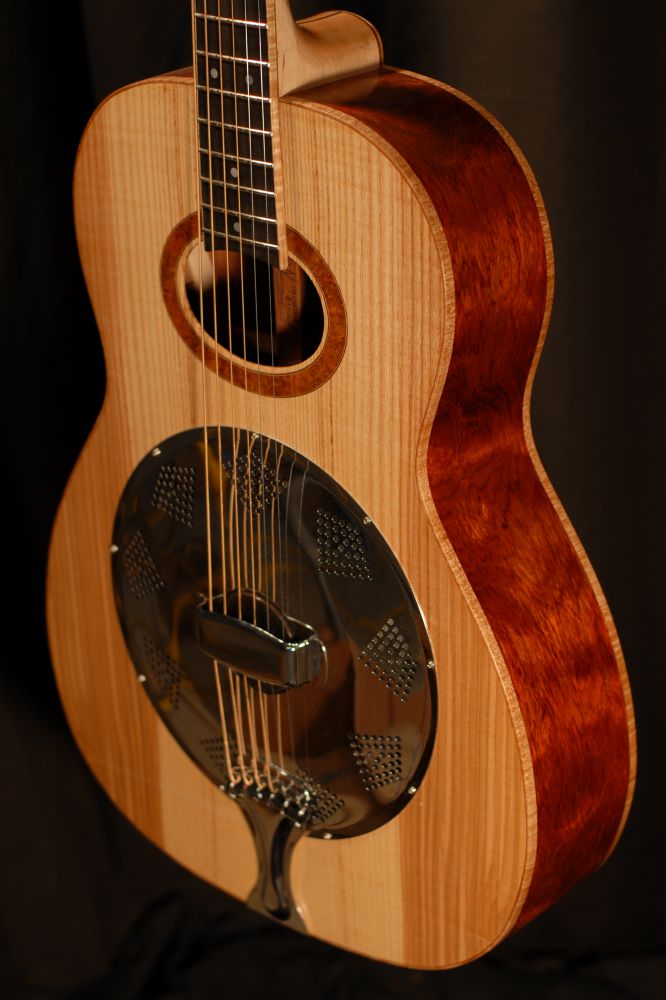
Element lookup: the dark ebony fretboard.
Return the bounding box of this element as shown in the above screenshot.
[194,0,278,264]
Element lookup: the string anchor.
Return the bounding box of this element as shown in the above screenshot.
[196,591,326,690]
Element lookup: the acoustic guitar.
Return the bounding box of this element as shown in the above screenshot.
[46,0,636,968]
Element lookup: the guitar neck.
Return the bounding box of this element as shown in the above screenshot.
[194,0,287,267]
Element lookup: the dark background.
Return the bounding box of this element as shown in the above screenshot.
[1,1,664,997]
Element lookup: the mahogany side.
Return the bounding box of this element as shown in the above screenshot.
[309,69,635,926]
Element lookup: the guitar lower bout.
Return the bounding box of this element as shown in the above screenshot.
[47,22,634,967]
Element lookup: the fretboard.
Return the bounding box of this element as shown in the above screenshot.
[194,0,279,265]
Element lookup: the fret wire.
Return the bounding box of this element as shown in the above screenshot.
[199,159,274,189]
[206,177,275,197]
[195,51,269,66]
[195,13,267,28]
[202,229,279,252]
[198,148,273,167]
[201,204,277,225]
[199,128,273,160]
[197,117,271,136]
[196,84,269,102]
[194,55,270,95]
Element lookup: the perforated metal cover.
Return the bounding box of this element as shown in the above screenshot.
[151,464,196,526]
[122,531,165,599]
[316,508,372,580]
[225,448,284,515]
[349,733,403,790]
[359,618,418,702]
[111,426,437,838]
[140,633,183,710]
[201,735,238,776]
[295,767,344,824]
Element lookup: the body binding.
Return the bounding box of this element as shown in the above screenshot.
[46,62,635,968]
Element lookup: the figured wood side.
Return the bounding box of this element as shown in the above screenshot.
[307,69,635,927]
[430,70,637,869]
[47,73,534,968]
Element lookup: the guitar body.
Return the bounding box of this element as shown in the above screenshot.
[46,40,635,969]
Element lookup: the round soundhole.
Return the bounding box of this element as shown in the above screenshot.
[161,218,348,398]
[111,428,437,838]
[184,244,325,370]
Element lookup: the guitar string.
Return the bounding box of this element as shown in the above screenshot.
[200,0,234,784]
[243,0,274,791]
[200,3,242,786]
[236,0,264,790]
[259,0,293,788]
[231,672,249,784]
[273,443,286,772]
[255,0,293,786]
[198,0,236,786]
[296,456,310,776]
[217,0,250,787]
[200,0,290,796]
[192,0,215,693]
[282,455,298,773]
[214,661,234,778]
[230,0,261,789]
[210,0,242,783]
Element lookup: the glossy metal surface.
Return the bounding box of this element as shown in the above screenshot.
[111,427,436,838]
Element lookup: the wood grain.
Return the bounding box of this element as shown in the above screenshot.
[311,68,635,927]
[266,0,383,268]
[46,54,634,970]
[273,0,382,97]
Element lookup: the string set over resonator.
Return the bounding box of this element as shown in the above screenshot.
[193,0,296,799]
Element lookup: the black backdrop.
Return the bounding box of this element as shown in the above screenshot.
[1,1,664,997]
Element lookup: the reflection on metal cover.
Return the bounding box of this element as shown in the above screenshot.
[111,427,437,840]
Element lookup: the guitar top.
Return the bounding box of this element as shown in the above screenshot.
[46,0,635,968]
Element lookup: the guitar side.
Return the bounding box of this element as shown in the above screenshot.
[46,64,634,969]
[313,68,636,931]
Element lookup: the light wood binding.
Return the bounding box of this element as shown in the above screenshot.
[46,6,634,970]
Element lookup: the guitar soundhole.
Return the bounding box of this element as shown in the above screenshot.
[161,218,347,397]
[111,428,437,839]
[185,245,325,369]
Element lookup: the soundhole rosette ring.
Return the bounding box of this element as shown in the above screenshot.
[161,217,348,397]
